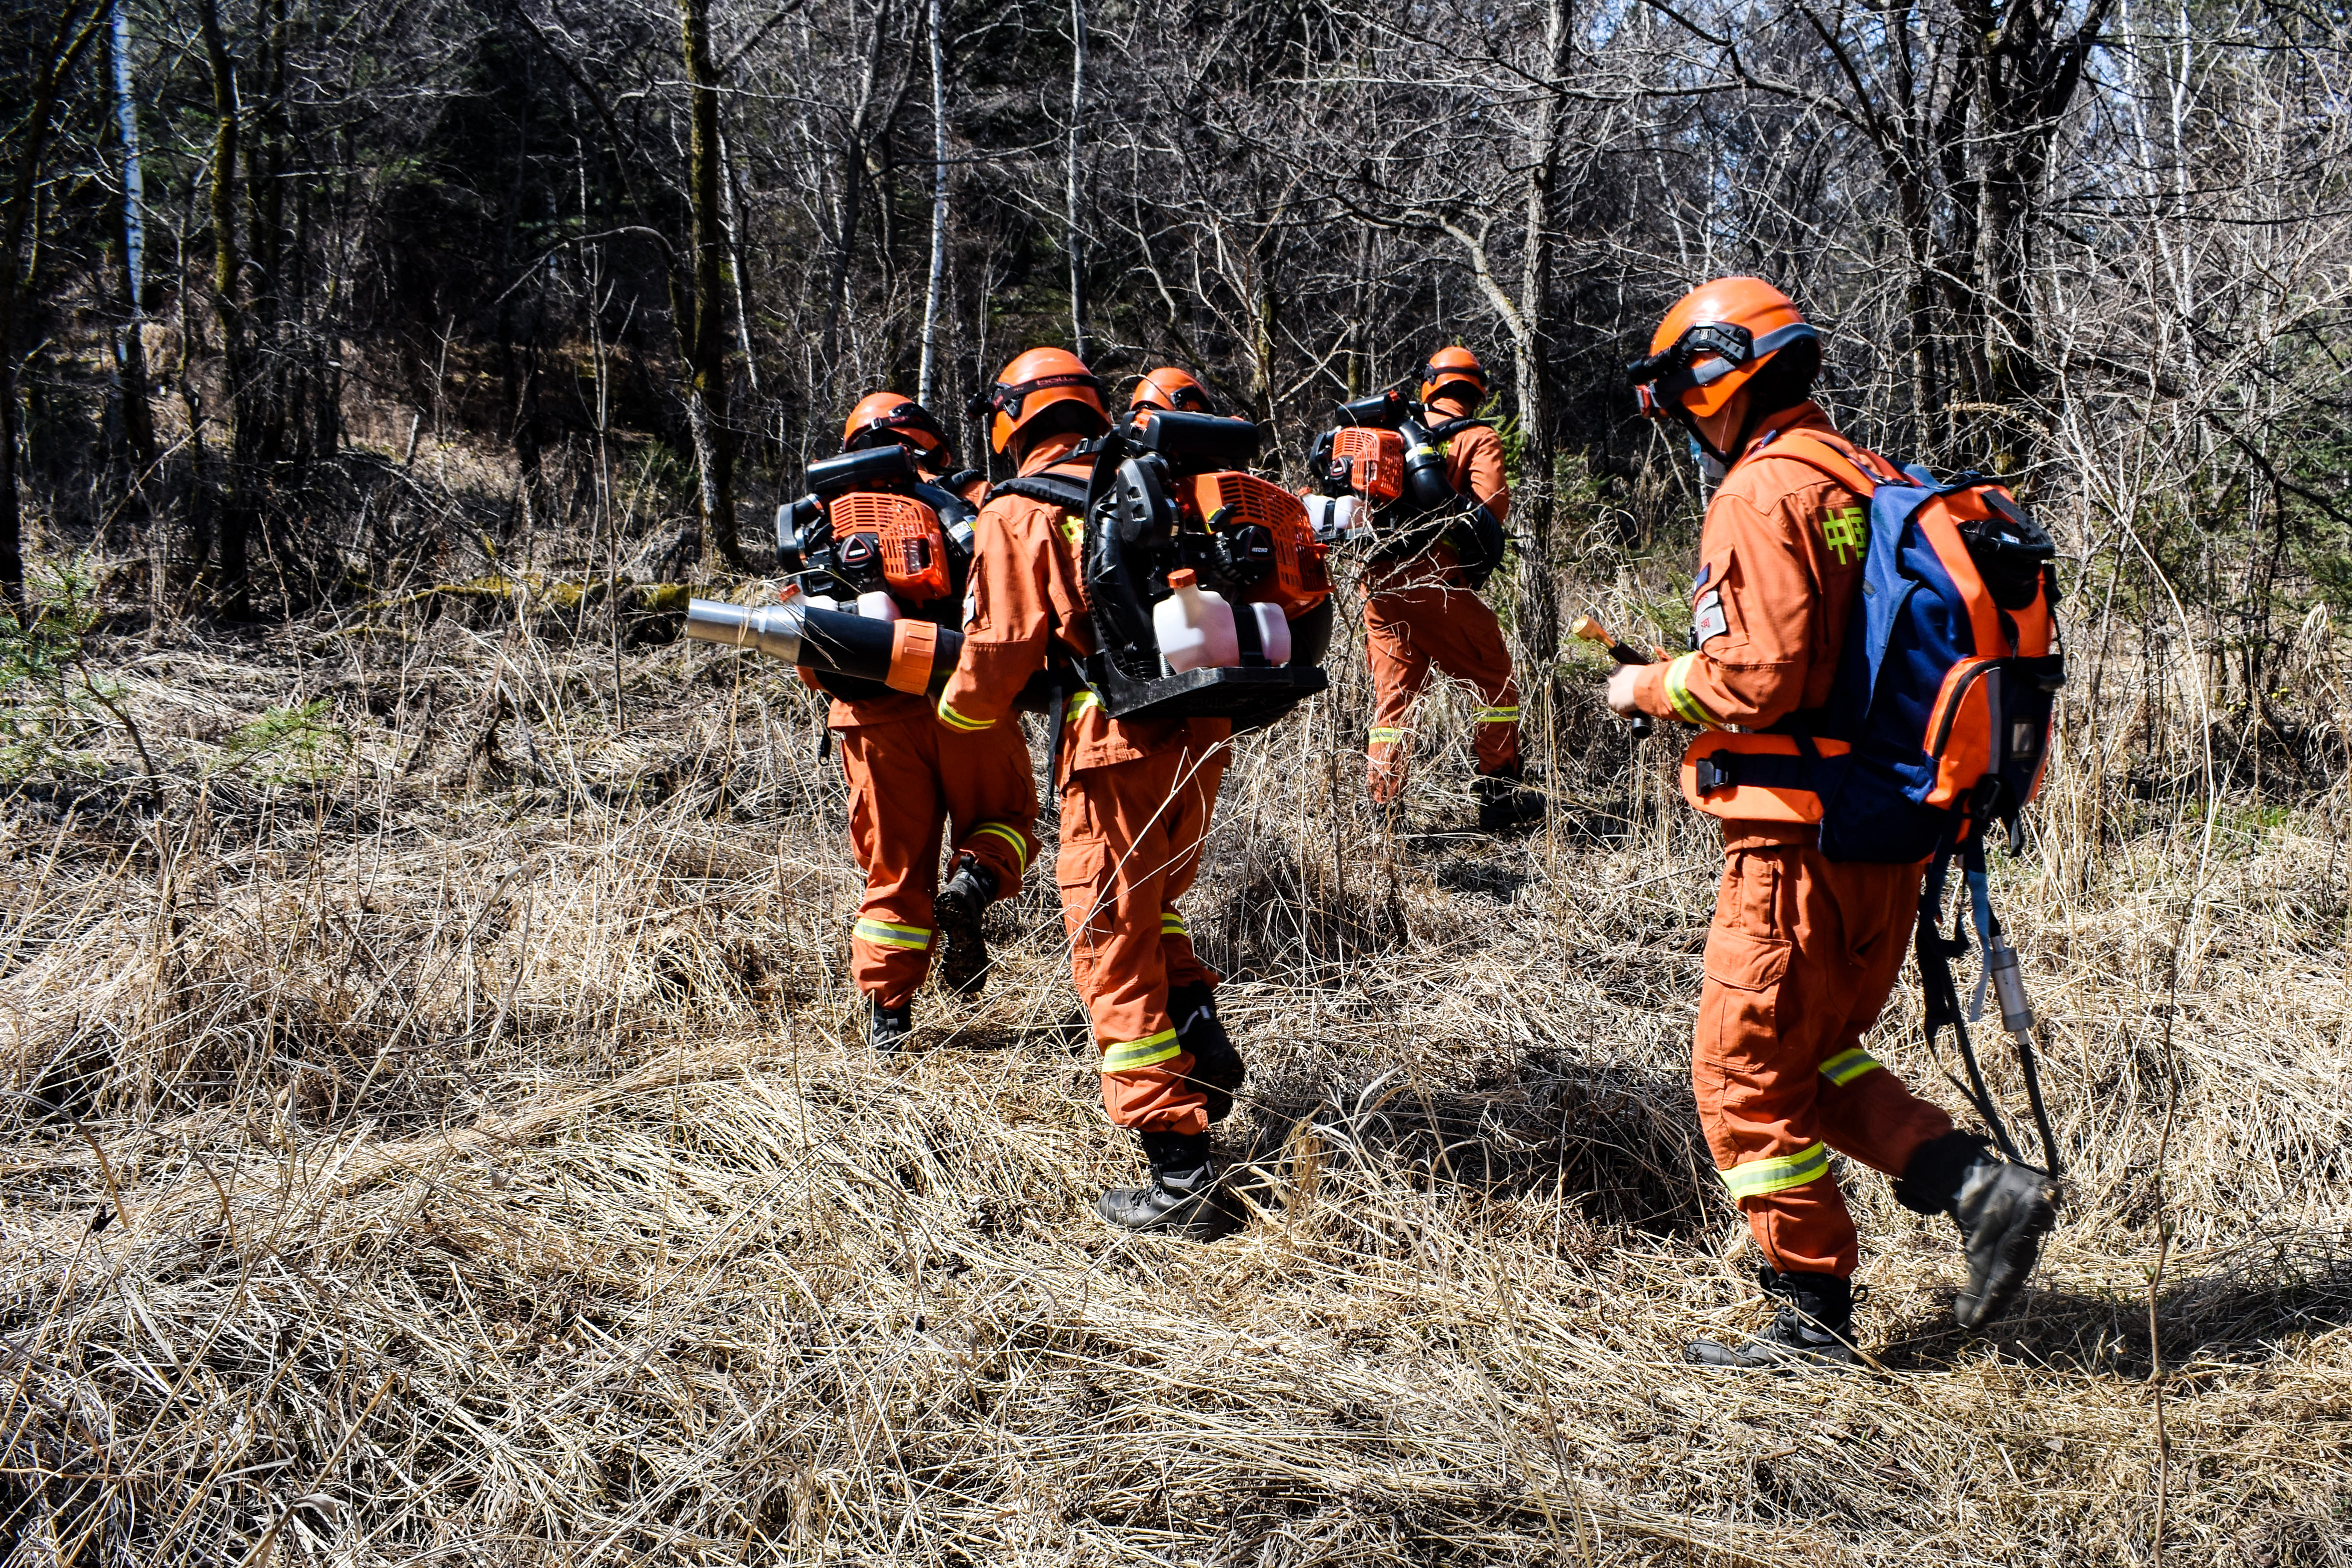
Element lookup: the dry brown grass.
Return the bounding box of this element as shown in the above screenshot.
[3,556,2350,1566]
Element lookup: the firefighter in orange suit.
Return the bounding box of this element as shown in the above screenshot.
[828,392,1039,1051]
[1612,278,2058,1367]
[1362,347,1538,830]
[1129,366,1213,415]
[938,347,1245,1238]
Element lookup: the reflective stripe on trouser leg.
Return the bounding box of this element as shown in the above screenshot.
[1718,1141,1830,1199]
[853,917,933,951]
[968,820,1031,877]
[1100,1028,1181,1074]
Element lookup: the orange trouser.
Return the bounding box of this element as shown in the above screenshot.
[839,714,1039,1008]
[1057,737,1229,1134]
[1695,844,1956,1277]
[1363,573,1519,802]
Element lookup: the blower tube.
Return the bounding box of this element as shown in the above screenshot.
[685,598,961,698]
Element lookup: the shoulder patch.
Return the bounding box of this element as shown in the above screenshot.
[1691,588,1728,650]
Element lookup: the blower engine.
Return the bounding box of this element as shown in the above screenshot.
[769,445,978,701]
[1071,409,1333,730]
[1301,388,1507,589]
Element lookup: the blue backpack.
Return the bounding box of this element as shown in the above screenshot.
[1678,429,2064,865]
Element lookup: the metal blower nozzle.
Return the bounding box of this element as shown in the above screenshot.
[684,597,806,664]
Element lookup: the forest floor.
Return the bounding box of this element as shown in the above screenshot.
[2,561,2348,1566]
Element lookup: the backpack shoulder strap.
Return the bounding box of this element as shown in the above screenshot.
[1748,428,1902,497]
[1423,416,1491,443]
[985,472,1091,512]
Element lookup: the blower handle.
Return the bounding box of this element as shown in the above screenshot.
[1572,615,1656,740]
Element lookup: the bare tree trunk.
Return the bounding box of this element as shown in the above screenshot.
[0,2,109,611]
[918,0,949,403]
[1065,0,1089,360]
[111,2,155,481]
[681,0,739,566]
[198,0,255,618]
[818,0,890,381]
[1513,0,1572,695]
[1345,219,1372,397]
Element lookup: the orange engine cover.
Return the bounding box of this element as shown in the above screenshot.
[832,491,952,604]
[1330,428,1404,502]
[1187,471,1330,618]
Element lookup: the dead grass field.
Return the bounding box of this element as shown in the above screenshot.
[3,557,2349,1565]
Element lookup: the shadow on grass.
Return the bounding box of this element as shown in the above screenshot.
[1878,1227,2352,1376]
[1229,1050,1717,1241]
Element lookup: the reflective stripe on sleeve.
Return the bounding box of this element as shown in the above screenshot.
[1159,910,1188,936]
[853,917,933,952]
[1820,1047,1882,1086]
[972,821,1030,874]
[1065,690,1100,722]
[1100,1028,1181,1074]
[1663,653,1726,730]
[1718,1142,1830,1199]
[937,697,994,732]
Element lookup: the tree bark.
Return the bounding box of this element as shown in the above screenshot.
[199,0,255,617]
[110,2,156,481]
[1513,0,1573,695]
[918,0,950,404]
[0,2,110,611]
[1065,0,1089,360]
[680,0,739,565]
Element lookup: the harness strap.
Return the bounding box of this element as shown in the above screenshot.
[985,472,1091,511]
[1915,842,2062,1176]
[1421,416,1492,444]
[1750,429,1900,497]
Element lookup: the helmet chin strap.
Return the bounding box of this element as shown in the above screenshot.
[1673,407,1733,469]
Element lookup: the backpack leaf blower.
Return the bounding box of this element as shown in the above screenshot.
[770,444,982,702]
[1070,409,1334,732]
[1303,390,1507,589]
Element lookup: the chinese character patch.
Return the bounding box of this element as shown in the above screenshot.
[1820,505,1868,566]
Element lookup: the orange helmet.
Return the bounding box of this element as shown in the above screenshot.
[1629,278,1818,423]
[1419,346,1488,406]
[841,391,951,460]
[970,347,1109,454]
[1129,366,1211,414]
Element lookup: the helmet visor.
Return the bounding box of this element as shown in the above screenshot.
[1628,321,1815,418]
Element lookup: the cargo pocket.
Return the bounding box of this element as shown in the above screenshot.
[1706,851,1795,978]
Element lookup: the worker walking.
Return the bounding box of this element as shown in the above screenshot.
[1361,347,1537,830]
[939,347,1246,1238]
[825,392,1039,1051]
[1613,279,2058,1367]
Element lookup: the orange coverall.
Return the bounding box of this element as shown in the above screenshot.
[935,434,1230,1134]
[826,476,1040,1011]
[1363,393,1520,801]
[1629,402,1955,1278]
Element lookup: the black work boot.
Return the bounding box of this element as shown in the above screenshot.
[1474,765,1544,833]
[1897,1130,2060,1328]
[1096,1129,1237,1240]
[868,995,913,1053]
[932,857,1000,998]
[1169,982,1246,1124]
[1686,1268,1861,1370]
